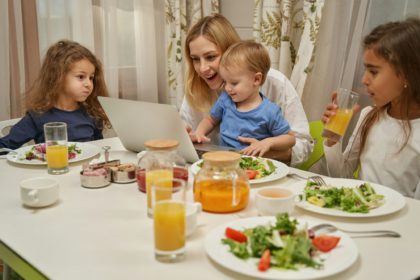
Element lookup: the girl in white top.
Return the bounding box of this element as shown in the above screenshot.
[180,13,312,166]
[322,18,420,199]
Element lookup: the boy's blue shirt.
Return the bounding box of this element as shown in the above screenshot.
[210,92,290,149]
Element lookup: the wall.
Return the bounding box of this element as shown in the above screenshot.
[220,0,254,39]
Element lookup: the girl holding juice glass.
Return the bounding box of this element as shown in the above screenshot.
[321,18,420,199]
[0,40,110,150]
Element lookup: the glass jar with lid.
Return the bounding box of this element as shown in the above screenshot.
[136,139,188,217]
[193,151,249,213]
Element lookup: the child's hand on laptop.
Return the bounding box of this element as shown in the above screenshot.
[189,131,211,144]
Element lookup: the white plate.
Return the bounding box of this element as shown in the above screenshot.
[205,216,358,279]
[190,157,289,184]
[292,178,406,218]
[7,142,101,165]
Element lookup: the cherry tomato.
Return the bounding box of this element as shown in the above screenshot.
[225,227,247,243]
[312,235,340,252]
[245,169,258,180]
[258,249,270,272]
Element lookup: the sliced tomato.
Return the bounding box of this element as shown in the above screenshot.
[245,169,258,180]
[312,235,340,252]
[225,227,247,243]
[258,249,270,272]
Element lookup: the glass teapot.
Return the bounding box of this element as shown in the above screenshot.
[193,151,249,213]
[136,139,188,217]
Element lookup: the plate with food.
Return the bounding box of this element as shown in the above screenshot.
[6,142,101,165]
[205,214,358,279]
[190,156,289,184]
[292,178,406,218]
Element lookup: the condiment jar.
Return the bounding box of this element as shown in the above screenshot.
[136,139,188,217]
[193,151,249,213]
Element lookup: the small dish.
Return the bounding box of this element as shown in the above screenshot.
[111,163,136,183]
[80,169,111,189]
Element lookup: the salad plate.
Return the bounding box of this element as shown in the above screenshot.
[205,216,358,279]
[6,142,101,165]
[292,178,406,218]
[190,156,289,185]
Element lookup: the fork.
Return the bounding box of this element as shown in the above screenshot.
[288,173,327,185]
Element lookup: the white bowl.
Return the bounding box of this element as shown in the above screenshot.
[20,177,59,207]
[186,202,202,237]
[255,187,295,216]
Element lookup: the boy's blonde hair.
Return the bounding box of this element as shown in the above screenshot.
[220,41,271,85]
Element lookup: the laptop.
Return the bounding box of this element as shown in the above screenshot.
[98,97,235,163]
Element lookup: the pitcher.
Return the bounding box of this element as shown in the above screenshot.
[193,151,249,213]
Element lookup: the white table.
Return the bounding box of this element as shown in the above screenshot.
[1,137,419,280]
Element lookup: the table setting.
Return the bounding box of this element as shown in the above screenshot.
[0,136,419,280]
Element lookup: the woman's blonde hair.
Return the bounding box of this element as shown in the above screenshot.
[184,13,241,112]
[359,18,420,155]
[220,40,271,85]
[25,40,110,128]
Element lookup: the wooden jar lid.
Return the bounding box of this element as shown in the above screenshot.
[144,139,179,150]
[202,151,241,164]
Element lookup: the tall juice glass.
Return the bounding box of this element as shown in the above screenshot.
[146,169,173,217]
[152,178,186,263]
[44,122,69,174]
[322,88,359,142]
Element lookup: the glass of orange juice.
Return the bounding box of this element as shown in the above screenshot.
[152,178,186,263]
[322,88,359,142]
[44,122,69,175]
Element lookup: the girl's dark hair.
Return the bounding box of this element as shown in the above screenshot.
[359,18,420,154]
[25,40,110,128]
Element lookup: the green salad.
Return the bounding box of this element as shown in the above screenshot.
[222,213,331,271]
[198,156,277,180]
[301,181,385,213]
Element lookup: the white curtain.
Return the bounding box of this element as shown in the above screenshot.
[253,0,325,98]
[0,0,11,120]
[36,0,158,102]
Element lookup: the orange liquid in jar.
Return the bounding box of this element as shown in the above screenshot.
[194,179,249,213]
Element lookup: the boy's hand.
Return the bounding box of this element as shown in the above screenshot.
[239,137,271,157]
[189,131,210,143]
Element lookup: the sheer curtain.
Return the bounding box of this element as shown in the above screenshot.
[0,0,40,121]
[253,0,325,98]
[37,0,159,102]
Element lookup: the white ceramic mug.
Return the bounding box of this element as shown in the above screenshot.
[186,202,202,237]
[20,177,59,207]
[255,187,295,216]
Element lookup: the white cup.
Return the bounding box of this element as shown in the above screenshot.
[20,177,59,207]
[186,202,202,237]
[255,187,295,216]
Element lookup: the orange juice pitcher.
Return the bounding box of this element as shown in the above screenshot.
[193,151,250,213]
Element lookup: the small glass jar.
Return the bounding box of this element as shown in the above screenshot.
[193,151,249,213]
[136,139,188,217]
